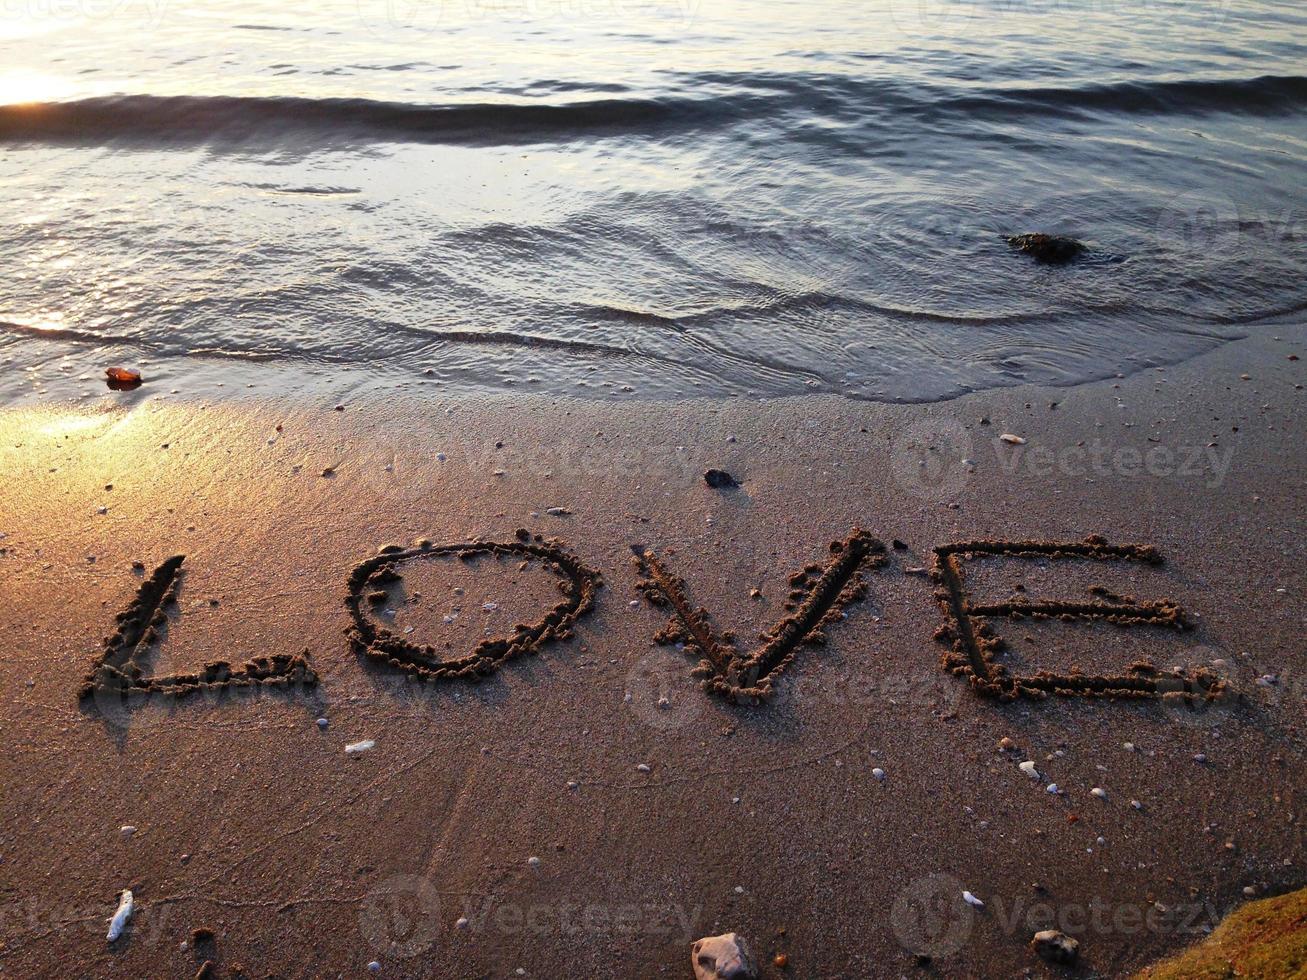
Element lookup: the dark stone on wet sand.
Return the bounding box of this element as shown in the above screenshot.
[703,469,739,489]
[1006,233,1086,264]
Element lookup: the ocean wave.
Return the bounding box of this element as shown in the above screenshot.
[1,73,1300,149]
[0,92,755,148]
[940,73,1307,121]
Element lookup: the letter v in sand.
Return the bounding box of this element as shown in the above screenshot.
[631,529,886,702]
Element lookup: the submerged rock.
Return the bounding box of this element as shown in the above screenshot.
[104,366,143,391]
[1032,929,1079,965]
[692,932,756,980]
[1006,233,1086,264]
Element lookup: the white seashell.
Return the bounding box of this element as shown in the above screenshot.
[107,889,133,942]
[999,433,1026,444]
[962,890,984,908]
[1046,784,1059,794]
[1019,760,1039,779]
[345,740,375,755]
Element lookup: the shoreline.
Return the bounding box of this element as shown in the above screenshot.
[1,323,1303,977]
[4,310,1304,412]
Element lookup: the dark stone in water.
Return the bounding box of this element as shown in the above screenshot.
[703,469,739,489]
[1006,233,1086,264]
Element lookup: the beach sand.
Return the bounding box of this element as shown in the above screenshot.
[0,325,1303,978]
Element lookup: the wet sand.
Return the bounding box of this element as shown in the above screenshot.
[0,325,1303,978]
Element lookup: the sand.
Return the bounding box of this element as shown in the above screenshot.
[0,324,1303,978]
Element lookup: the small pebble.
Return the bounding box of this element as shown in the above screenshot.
[1194,753,1208,763]
[962,890,984,908]
[367,963,381,974]
[345,740,375,755]
[872,768,886,781]
[1091,787,1108,799]
[527,856,541,867]
[456,917,470,929]
[636,763,651,773]
[120,825,136,838]
[1019,760,1039,779]
[316,718,329,730]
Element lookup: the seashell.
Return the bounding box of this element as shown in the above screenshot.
[107,889,134,942]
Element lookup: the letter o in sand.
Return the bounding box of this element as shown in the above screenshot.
[345,537,601,683]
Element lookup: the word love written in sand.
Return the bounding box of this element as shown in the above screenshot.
[79,530,1224,712]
